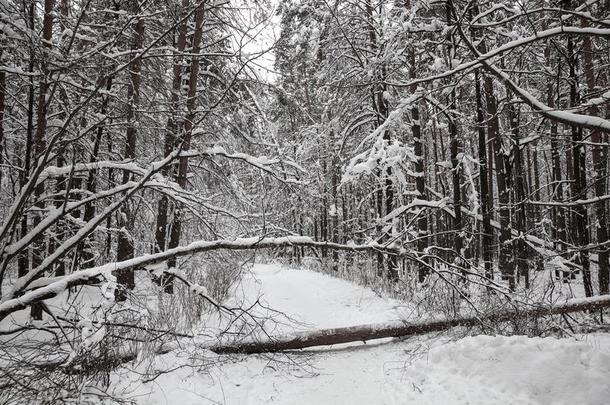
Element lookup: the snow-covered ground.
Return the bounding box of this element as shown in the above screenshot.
[112,263,610,405]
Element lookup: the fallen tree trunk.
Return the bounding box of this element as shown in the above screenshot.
[211,294,610,354]
[27,295,610,373]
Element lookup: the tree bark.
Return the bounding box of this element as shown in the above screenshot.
[485,73,512,289]
[115,8,145,300]
[405,0,428,282]
[81,76,113,268]
[446,3,463,271]
[0,56,5,188]
[29,0,56,319]
[546,48,568,280]
[211,294,610,354]
[165,2,207,292]
[154,0,190,292]
[367,0,396,280]
[582,26,609,295]
[475,69,493,281]
[508,95,529,288]
[566,28,592,296]
[330,147,340,272]
[18,0,36,281]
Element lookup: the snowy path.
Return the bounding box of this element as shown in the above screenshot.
[117,263,610,405]
[237,263,411,329]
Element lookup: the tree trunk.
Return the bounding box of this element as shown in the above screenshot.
[367,0,396,280]
[446,4,463,271]
[29,0,56,319]
[321,158,328,259]
[18,1,36,281]
[508,95,529,288]
[154,0,190,292]
[582,27,609,295]
[566,30,592,296]
[546,49,568,281]
[81,77,113,268]
[484,70,513,289]
[166,3,207,292]
[406,0,428,282]
[115,8,145,300]
[330,151,340,271]
[475,69,493,281]
[0,56,5,188]
[211,294,610,354]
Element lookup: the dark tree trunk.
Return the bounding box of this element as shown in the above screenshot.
[475,69,493,281]
[485,74,513,289]
[566,30,592,296]
[546,52,568,278]
[582,27,609,295]
[211,295,610,354]
[446,3,463,273]
[115,9,145,300]
[367,0,396,280]
[29,0,56,319]
[330,152,340,271]
[154,0,189,292]
[508,96,529,288]
[0,58,5,188]
[19,0,36,281]
[321,158,328,259]
[406,1,428,282]
[81,77,113,268]
[166,3,207,292]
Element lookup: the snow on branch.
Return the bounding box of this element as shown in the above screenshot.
[3,182,135,258]
[3,149,183,300]
[389,25,610,98]
[0,236,404,321]
[470,5,610,28]
[36,160,149,184]
[343,93,421,184]
[203,146,305,184]
[453,22,610,132]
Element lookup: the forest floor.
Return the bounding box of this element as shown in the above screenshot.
[111,263,610,404]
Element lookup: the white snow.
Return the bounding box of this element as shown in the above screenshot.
[239,263,409,330]
[110,263,610,405]
[402,334,610,405]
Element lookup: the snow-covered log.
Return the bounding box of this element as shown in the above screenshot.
[210,294,610,354]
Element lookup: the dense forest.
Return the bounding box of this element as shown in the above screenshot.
[1,0,609,403]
